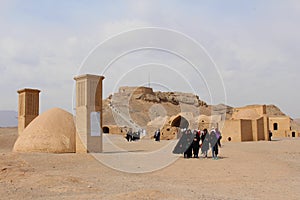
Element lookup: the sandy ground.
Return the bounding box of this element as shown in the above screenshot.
[1,127,300,200]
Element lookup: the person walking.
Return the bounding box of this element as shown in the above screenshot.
[126,129,133,142]
[268,130,273,141]
[154,129,161,142]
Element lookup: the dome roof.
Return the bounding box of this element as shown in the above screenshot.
[13,108,76,153]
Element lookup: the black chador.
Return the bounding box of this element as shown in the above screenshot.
[192,131,200,158]
[173,129,193,158]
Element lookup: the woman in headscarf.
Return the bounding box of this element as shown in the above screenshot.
[173,129,193,158]
[192,130,200,158]
[200,128,209,158]
[210,128,222,160]
[184,129,193,158]
[173,129,186,154]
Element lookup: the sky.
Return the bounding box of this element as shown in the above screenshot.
[0,0,299,118]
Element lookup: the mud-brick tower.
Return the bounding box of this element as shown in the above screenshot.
[74,74,105,153]
[17,88,40,134]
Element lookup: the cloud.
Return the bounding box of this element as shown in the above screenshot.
[0,1,299,118]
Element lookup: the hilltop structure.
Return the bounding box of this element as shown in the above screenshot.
[103,86,299,141]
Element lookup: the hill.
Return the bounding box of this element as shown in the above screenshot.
[102,87,288,134]
[291,118,300,130]
[266,104,286,116]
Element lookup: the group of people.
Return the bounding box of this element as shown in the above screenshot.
[173,127,222,160]
[125,129,146,142]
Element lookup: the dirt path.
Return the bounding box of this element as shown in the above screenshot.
[1,128,299,199]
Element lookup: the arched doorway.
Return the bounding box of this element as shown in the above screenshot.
[103,126,109,134]
[292,132,295,137]
[171,115,189,129]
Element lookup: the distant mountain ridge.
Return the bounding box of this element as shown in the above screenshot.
[0,111,18,127]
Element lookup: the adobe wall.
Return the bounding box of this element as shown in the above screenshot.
[17,88,40,134]
[232,105,266,120]
[228,105,271,142]
[263,115,270,140]
[252,119,258,141]
[103,125,128,135]
[74,74,105,153]
[290,130,300,137]
[269,116,290,137]
[241,119,253,141]
[256,117,266,141]
[197,115,221,130]
[160,114,190,140]
[161,126,179,140]
[221,120,242,142]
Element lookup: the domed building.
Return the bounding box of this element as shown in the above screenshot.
[13,108,76,153]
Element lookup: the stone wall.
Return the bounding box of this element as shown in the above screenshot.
[221,120,242,142]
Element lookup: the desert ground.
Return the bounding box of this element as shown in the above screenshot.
[1,127,300,200]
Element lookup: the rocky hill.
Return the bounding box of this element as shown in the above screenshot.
[102,87,291,134]
[103,87,214,131]
[291,118,300,130]
[266,105,286,116]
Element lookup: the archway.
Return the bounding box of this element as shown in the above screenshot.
[103,126,109,134]
[292,132,295,137]
[170,115,189,129]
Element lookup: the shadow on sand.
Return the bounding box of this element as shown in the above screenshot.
[101,150,145,154]
[181,156,229,160]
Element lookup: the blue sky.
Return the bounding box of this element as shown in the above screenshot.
[0,0,299,118]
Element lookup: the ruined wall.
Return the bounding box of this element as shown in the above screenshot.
[136,91,204,107]
[119,86,154,96]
